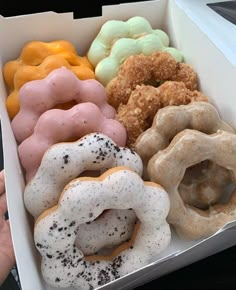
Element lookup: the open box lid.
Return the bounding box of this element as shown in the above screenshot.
[176,0,236,66]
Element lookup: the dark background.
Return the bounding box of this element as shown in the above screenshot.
[1,1,236,289]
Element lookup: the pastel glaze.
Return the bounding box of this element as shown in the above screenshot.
[87,16,183,86]
[94,34,183,86]
[6,55,95,119]
[19,103,127,183]
[3,39,94,90]
[12,67,116,143]
[87,16,170,67]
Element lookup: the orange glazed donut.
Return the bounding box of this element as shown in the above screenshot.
[5,54,95,119]
[34,166,170,289]
[3,39,93,90]
[147,129,236,240]
[12,67,116,143]
[18,103,126,183]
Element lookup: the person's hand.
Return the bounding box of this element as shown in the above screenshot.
[0,170,16,285]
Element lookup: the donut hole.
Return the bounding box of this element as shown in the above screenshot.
[54,100,77,110]
[143,79,164,88]
[74,209,137,257]
[78,170,101,178]
[179,160,235,210]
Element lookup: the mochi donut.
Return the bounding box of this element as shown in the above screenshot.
[34,166,170,289]
[87,16,170,67]
[117,81,208,148]
[147,129,236,240]
[23,132,143,218]
[135,102,234,168]
[3,39,93,90]
[94,35,183,87]
[5,55,95,120]
[19,103,127,183]
[135,101,234,208]
[87,16,183,86]
[106,50,198,109]
[12,67,116,143]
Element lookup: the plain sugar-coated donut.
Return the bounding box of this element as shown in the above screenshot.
[147,129,236,240]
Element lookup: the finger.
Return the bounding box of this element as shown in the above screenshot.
[0,170,5,196]
[0,192,7,216]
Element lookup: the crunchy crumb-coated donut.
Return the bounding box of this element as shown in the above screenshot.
[18,103,127,183]
[106,51,197,109]
[147,129,236,240]
[117,81,208,148]
[34,166,170,289]
[24,133,143,218]
[12,67,115,144]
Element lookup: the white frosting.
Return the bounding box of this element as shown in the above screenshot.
[24,133,143,218]
[34,167,170,289]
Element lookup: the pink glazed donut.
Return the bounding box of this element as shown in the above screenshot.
[18,102,127,183]
[11,66,116,143]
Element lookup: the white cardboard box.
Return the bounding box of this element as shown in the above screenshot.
[0,0,236,289]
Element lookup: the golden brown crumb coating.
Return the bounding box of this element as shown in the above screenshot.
[106,51,198,109]
[116,81,208,148]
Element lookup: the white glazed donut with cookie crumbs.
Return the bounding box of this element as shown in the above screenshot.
[24,132,143,218]
[34,166,170,290]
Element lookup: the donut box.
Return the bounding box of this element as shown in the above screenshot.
[0,0,236,289]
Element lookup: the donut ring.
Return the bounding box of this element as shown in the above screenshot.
[12,67,115,143]
[5,55,95,120]
[106,51,198,109]
[3,39,93,90]
[135,102,234,208]
[34,166,170,289]
[24,132,143,218]
[147,129,236,240]
[94,35,183,87]
[117,81,208,148]
[87,16,170,67]
[18,102,126,183]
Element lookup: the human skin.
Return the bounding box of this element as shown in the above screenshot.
[0,170,15,285]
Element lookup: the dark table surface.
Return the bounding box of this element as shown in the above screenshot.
[1,1,236,289]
